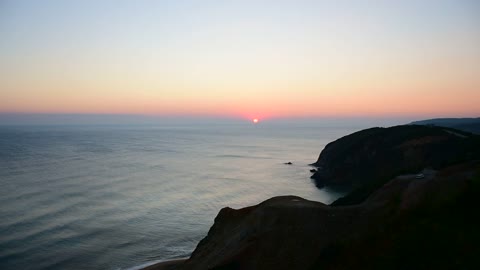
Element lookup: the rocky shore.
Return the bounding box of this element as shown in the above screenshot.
[143,125,480,270]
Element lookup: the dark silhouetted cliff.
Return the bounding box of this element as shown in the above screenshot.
[310,125,480,205]
[144,125,480,270]
[147,162,479,270]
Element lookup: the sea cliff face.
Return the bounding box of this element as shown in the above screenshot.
[145,125,480,270]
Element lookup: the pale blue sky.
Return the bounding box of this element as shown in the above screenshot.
[1,0,479,118]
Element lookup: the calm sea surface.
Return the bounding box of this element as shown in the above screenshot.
[0,123,361,270]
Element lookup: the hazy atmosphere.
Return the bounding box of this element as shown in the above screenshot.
[1,1,479,270]
[1,0,479,120]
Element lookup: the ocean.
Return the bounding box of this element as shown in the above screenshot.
[0,122,365,270]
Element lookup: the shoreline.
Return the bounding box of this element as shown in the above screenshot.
[140,259,186,270]
[140,124,480,270]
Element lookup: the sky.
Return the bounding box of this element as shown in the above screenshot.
[1,0,479,120]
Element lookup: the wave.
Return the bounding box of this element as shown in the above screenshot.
[123,258,188,270]
[214,154,272,159]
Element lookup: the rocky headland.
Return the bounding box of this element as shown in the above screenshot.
[311,125,479,204]
[411,117,480,134]
[145,124,480,270]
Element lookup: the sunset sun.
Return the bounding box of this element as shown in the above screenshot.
[253,118,259,124]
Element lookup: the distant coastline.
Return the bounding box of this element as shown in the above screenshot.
[410,117,480,134]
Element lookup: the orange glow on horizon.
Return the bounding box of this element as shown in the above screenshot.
[253,118,259,123]
[1,1,479,119]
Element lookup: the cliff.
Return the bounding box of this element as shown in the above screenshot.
[147,161,480,270]
[311,125,480,204]
[145,125,480,270]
